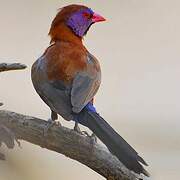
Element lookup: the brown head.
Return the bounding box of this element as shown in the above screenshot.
[49,4,105,43]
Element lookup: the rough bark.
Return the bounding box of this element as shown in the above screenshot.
[0,63,26,72]
[0,110,142,180]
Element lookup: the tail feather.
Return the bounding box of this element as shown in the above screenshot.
[77,109,149,177]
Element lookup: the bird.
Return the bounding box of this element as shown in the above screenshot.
[31,4,149,177]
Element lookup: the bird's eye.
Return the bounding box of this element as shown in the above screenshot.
[83,12,91,19]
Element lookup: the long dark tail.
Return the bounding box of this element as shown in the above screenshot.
[77,109,149,177]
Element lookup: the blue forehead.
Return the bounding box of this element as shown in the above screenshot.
[87,8,94,14]
[77,8,94,15]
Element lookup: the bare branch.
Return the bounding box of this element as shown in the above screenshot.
[0,63,27,72]
[0,123,19,160]
[0,110,142,180]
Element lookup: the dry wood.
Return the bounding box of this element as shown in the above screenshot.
[0,110,143,180]
[0,63,27,72]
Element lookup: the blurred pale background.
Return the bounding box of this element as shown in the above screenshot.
[0,0,180,180]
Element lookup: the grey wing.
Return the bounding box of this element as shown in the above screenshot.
[31,57,73,121]
[71,54,101,113]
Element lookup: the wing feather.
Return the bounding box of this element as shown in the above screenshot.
[71,53,101,113]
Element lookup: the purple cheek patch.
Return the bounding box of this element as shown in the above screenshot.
[67,9,93,37]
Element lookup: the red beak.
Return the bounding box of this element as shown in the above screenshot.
[92,13,106,23]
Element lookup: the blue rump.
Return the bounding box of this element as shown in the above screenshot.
[73,102,97,122]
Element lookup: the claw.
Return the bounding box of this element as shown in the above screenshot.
[74,122,82,134]
[73,123,97,143]
[81,131,90,136]
[43,110,60,136]
[43,120,55,136]
[90,133,97,143]
[82,131,97,144]
[43,119,61,136]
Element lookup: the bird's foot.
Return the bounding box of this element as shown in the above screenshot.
[74,122,83,134]
[43,119,61,136]
[90,133,97,143]
[47,118,61,126]
[73,123,97,143]
[82,131,97,144]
